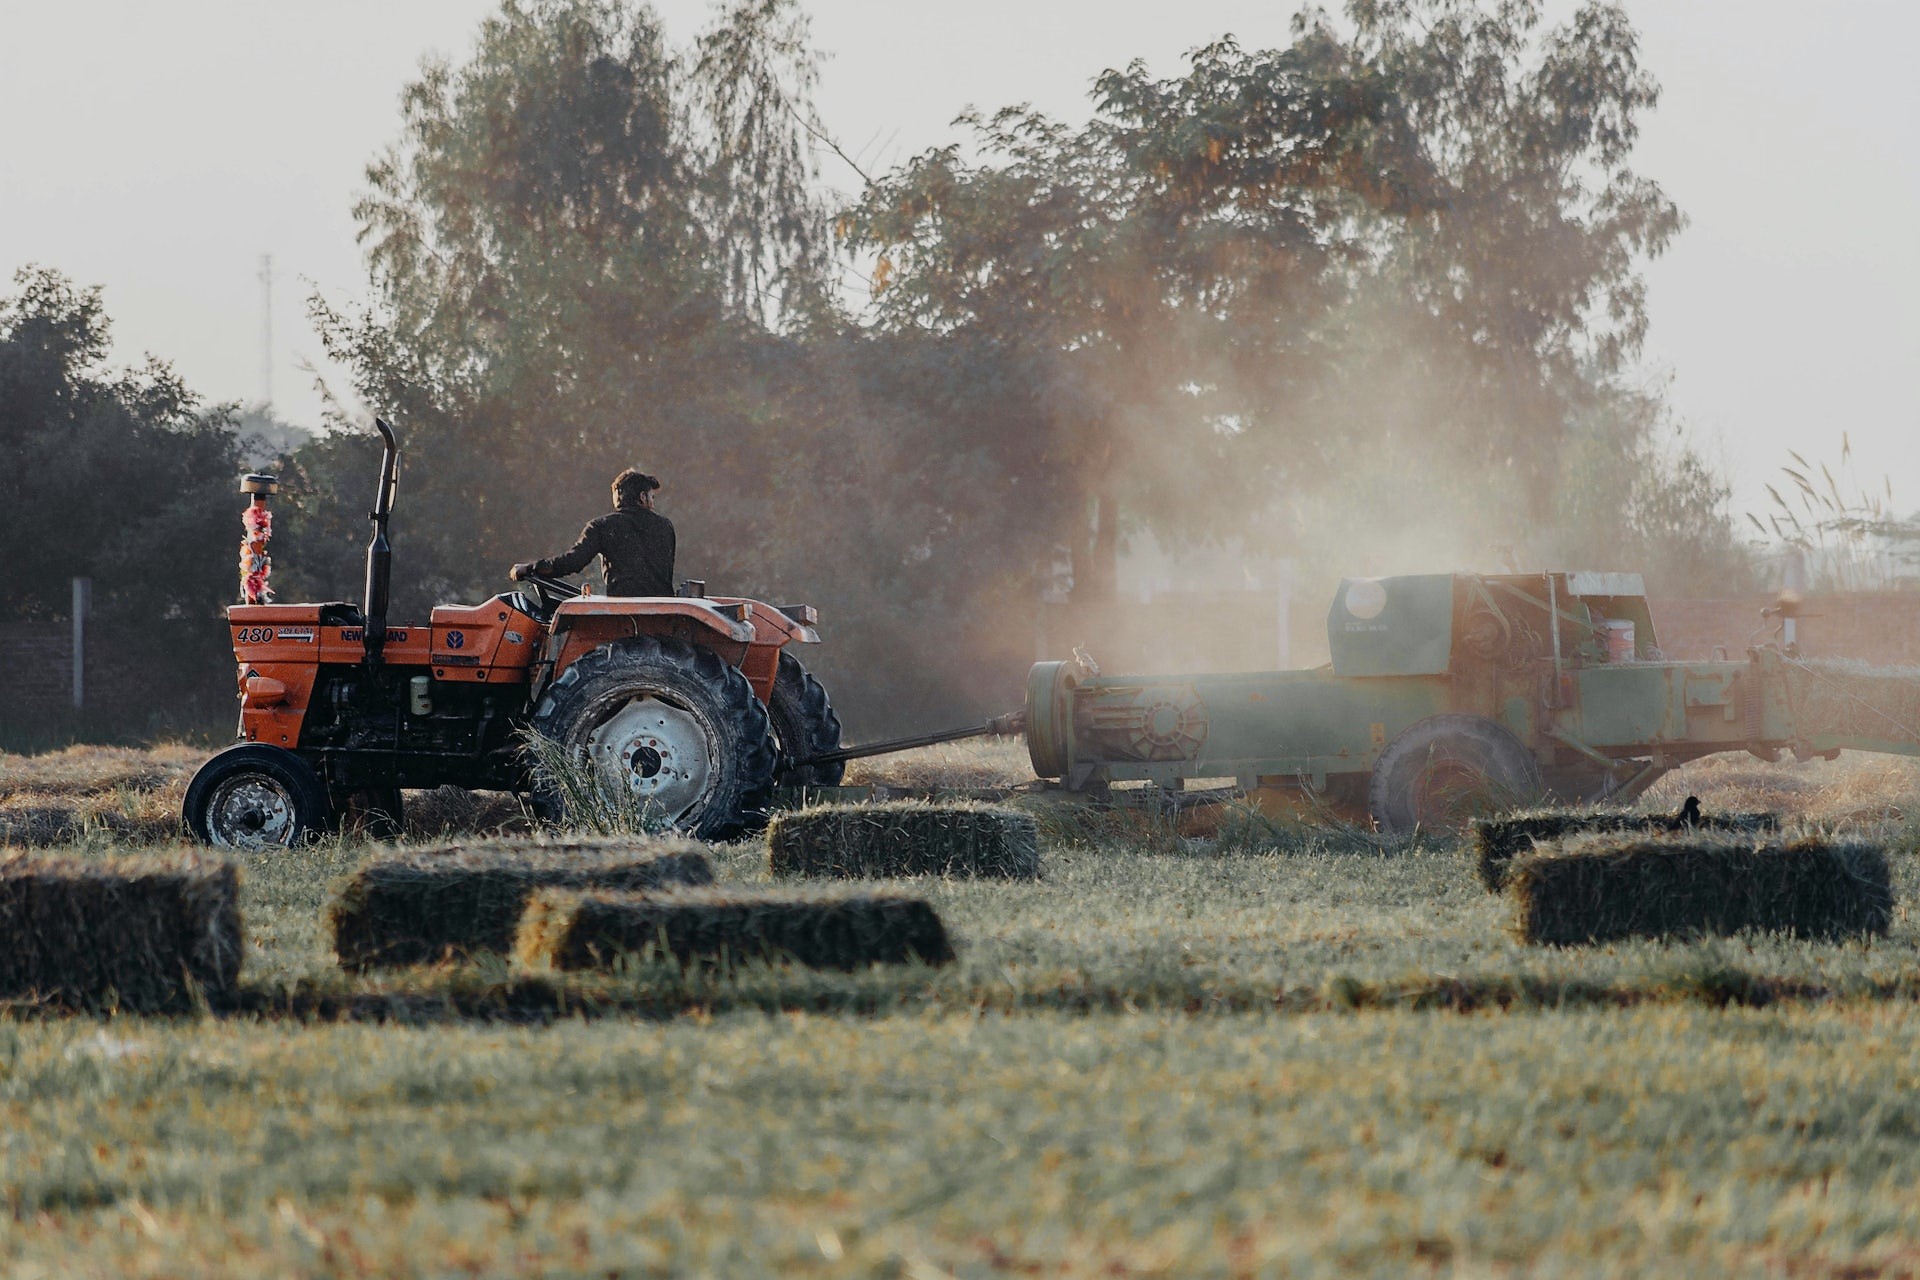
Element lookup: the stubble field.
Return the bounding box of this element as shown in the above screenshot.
[1,741,1917,1277]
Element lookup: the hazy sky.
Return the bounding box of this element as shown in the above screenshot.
[2,1,1914,519]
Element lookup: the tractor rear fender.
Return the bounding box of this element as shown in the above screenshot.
[709,598,822,648]
[543,598,756,697]
[709,598,821,702]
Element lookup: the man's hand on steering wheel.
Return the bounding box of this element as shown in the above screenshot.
[509,562,534,581]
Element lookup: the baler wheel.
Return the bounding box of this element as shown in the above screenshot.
[769,650,845,786]
[529,634,776,840]
[1368,714,1543,835]
[184,743,333,850]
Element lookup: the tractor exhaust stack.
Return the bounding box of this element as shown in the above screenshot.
[362,417,399,666]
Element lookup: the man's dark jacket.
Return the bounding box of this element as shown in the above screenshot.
[529,504,676,596]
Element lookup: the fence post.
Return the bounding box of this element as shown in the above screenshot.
[71,577,90,713]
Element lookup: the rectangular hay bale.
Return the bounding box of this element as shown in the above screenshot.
[768,801,1040,880]
[1472,807,1777,893]
[515,885,956,972]
[1509,833,1893,946]
[327,838,714,970]
[0,853,241,1011]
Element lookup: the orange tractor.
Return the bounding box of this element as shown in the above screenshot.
[183,420,844,848]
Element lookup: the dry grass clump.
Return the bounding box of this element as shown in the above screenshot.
[0,742,204,798]
[400,787,533,839]
[1473,806,1777,892]
[0,744,197,847]
[515,885,955,972]
[1648,752,1920,830]
[768,801,1041,880]
[328,839,715,970]
[0,788,185,848]
[1509,832,1894,947]
[844,738,1033,791]
[0,852,240,1011]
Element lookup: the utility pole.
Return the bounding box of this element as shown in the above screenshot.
[71,577,91,713]
[258,252,274,406]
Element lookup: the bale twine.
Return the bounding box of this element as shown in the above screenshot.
[0,853,241,1011]
[1472,806,1778,893]
[328,838,713,970]
[515,885,955,972]
[1509,832,1893,946]
[767,801,1040,880]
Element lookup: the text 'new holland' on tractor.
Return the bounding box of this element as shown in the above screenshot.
[183,420,844,848]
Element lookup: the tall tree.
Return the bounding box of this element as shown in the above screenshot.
[847,1,1736,593]
[1305,0,1685,512]
[311,0,833,615]
[309,0,1046,729]
[845,32,1429,599]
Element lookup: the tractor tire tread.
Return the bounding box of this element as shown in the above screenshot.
[770,649,845,786]
[529,634,775,840]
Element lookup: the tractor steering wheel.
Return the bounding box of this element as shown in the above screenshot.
[520,572,581,615]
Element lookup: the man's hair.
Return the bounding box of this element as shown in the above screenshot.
[612,469,661,507]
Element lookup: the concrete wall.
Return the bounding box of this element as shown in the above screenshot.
[0,624,76,719]
[0,621,234,732]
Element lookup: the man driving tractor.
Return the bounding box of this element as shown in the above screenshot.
[511,467,676,596]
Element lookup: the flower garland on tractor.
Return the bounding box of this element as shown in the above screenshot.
[240,474,278,604]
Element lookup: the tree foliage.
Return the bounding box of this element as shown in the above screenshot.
[0,267,241,624]
[302,0,1753,733]
[848,0,1742,597]
[307,0,1050,728]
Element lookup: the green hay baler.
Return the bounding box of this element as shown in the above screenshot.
[1014,571,1920,832]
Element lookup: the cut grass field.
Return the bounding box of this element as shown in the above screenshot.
[1,741,1918,1275]
[7,1008,1920,1277]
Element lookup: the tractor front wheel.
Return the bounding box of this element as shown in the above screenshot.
[184,744,333,850]
[1367,715,1543,835]
[769,650,845,786]
[529,635,776,840]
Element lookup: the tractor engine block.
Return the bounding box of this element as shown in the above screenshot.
[297,666,528,791]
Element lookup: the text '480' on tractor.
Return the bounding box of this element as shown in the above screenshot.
[184,420,844,849]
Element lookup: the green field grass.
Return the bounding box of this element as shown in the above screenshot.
[2,744,1919,1275]
[6,1008,1920,1277]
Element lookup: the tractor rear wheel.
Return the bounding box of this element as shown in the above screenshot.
[184,744,332,850]
[529,635,776,840]
[1368,714,1543,835]
[769,650,844,786]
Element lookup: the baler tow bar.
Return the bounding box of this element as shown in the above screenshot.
[792,711,1027,770]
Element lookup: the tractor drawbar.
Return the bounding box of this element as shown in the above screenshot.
[793,711,1026,770]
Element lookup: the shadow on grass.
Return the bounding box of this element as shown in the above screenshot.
[6,956,1917,1025]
